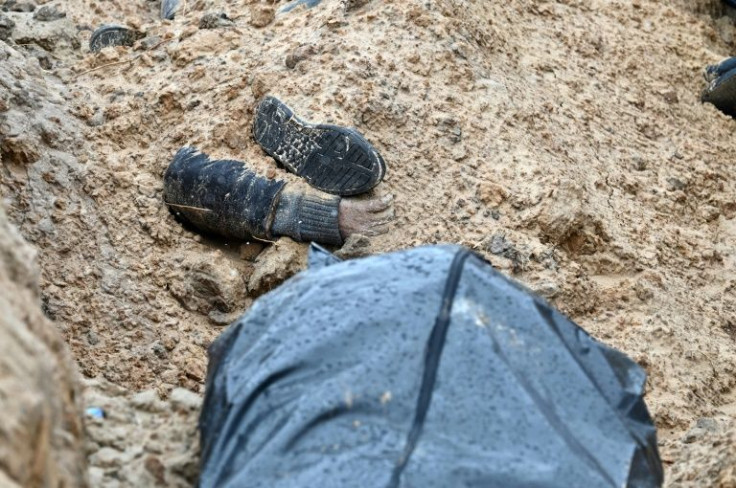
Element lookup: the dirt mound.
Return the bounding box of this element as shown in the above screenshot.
[2,0,736,485]
[0,205,86,487]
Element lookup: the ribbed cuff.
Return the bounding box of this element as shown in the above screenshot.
[272,190,343,245]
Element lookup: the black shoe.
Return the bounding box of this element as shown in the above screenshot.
[703,57,736,117]
[253,96,386,197]
[89,25,139,52]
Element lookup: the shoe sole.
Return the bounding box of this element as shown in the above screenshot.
[252,96,386,197]
[702,65,736,117]
[89,25,138,52]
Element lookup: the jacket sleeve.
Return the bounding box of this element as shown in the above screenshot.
[163,147,343,245]
[163,147,285,240]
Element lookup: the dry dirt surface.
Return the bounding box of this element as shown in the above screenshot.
[3,0,736,485]
[0,206,86,486]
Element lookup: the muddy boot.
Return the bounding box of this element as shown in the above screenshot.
[253,96,386,197]
[89,25,140,52]
[703,57,736,117]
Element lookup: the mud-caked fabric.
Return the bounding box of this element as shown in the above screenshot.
[163,147,285,240]
[163,147,344,244]
[199,245,664,488]
[271,189,342,245]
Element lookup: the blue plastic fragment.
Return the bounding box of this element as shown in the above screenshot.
[85,407,106,419]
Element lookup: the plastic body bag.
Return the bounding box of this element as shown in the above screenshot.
[199,245,663,488]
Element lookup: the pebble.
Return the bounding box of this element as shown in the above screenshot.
[91,447,126,468]
[533,281,560,299]
[169,387,202,412]
[285,44,316,69]
[0,13,14,41]
[199,12,233,29]
[4,0,34,12]
[33,5,65,21]
[250,5,275,27]
[131,389,166,412]
[140,35,162,51]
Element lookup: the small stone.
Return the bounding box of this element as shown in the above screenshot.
[33,5,65,21]
[487,234,512,256]
[484,233,527,273]
[87,330,99,345]
[478,182,507,206]
[90,447,125,468]
[251,72,275,100]
[660,90,678,104]
[184,360,205,382]
[161,331,179,351]
[451,144,467,161]
[248,237,307,296]
[169,387,202,412]
[140,35,162,50]
[683,417,719,444]
[199,12,233,29]
[344,0,371,10]
[208,309,244,325]
[632,155,647,171]
[285,44,316,69]
[179,25,197,40]
[533,281,560,299]
[131,389,165,412]
[87,109,105,127]
[335,234,371,259]
[250,5,275,27]
[88,467,105,486]
[4,0,35,12]
[0,13,14,41]
[666,177,686,192]
[144,455,166,486]
[701,205,720,222]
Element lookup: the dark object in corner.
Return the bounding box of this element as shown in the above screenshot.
[703,56,736,117]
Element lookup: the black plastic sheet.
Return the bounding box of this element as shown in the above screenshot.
[199,245,663,487]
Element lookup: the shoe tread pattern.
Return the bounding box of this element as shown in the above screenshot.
[253,96,385,196]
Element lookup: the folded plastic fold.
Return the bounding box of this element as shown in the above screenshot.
[199,244,663,488]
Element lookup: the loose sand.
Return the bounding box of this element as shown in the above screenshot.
[2,0,736,485]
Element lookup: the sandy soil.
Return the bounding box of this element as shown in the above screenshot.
[3,0,736,485]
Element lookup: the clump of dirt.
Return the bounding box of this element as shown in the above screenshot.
[0,205,86,487]
[83,377,199,487]
[3,0,736,485]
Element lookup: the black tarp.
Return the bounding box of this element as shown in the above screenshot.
[199,245,663,488]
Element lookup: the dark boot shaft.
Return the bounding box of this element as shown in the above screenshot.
[163,147,285,240]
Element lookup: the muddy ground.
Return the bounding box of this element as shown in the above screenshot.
[2,0,736,485]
